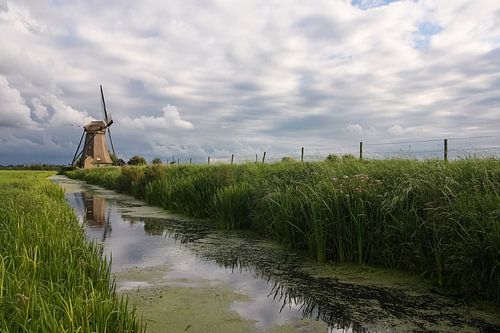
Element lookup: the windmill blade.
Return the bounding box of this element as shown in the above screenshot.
[107,126,117,160]
[71,130,85,166]
[73,131,98,167]
[100,84,113,126]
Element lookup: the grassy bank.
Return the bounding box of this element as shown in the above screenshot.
[67,159,500,302]
[0,171,141,332]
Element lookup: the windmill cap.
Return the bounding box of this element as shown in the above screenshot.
[84,120,107,131]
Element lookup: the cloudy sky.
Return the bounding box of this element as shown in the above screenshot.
[0,0,499,164]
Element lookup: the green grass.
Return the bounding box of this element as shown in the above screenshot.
[67,159,500,302]
[0,171,142,332]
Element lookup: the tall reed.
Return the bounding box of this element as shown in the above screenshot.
[67,158,500,302]
[0,171,142,332]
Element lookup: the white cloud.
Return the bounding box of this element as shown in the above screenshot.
[31,97,48,120]
[162,105,193,129]
[388,125,425,136]
[0,75,37,128]
[122,104,193,130]
[346,124,363,135]
[41,94,94,127]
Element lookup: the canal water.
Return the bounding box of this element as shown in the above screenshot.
[52,176,500,333]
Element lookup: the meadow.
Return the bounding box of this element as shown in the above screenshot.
[0,171,141,332]
[67,158,500,302]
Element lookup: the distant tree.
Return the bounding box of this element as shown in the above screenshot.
[127,155,147,166]
[281,157,295,163]
[152,157,162,165]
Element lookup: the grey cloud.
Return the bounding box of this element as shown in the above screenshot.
[294,15,345,41]
[0,0,499,165]
[231,82,261,93]
[0,0,7,12]
[267,115,333,134]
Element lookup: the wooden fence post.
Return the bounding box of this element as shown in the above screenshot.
[301,147,304,162]
[359,141,363,159]
[231,154,234,165]
[189,157,192,164]
[262,152,266,163]
[177,158,180,164]
[208,156,210,165]
[255,154,258,163]
[444,139,448,162]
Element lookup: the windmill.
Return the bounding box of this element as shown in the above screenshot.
[70,85,117,168]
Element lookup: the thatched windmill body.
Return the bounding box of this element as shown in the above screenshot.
[71,85,117,169]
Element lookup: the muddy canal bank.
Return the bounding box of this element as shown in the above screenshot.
[51,175,499,333]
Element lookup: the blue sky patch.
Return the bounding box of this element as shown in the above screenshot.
[351,0,401,10]
[414,21,442,49]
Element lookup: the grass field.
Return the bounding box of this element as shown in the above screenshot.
[0,171,142,332]
[67,158,500,302]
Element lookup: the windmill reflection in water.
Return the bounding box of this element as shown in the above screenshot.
[81,192,112,242]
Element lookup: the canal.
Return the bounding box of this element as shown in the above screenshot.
[52,175,499,333]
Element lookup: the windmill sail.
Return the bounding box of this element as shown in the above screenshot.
[100,84,113,126]
[100,84,116,158]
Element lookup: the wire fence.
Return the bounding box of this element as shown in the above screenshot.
[161,134,500,165]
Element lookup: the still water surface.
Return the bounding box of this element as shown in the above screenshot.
[52,176,499,333]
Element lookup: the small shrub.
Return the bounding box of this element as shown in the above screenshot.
[281,157,295,163]
[128,155,147,165]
